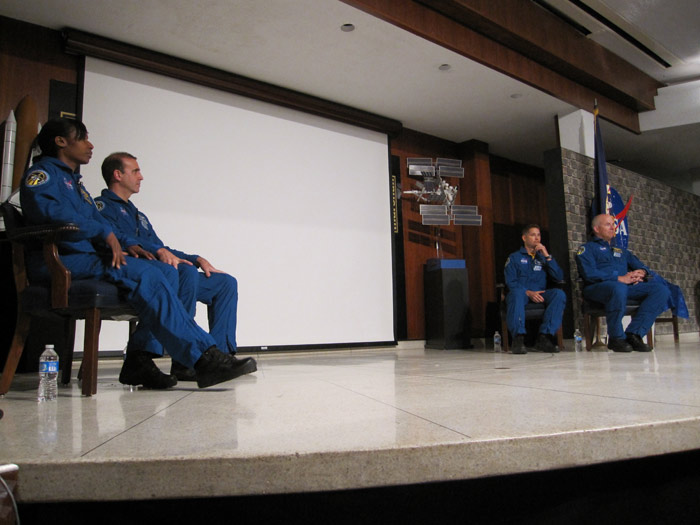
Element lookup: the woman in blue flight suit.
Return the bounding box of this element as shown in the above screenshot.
[19,118,254,388]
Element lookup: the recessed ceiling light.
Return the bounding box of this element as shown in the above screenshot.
[510,93,523,99]
[438,64,451,71]
[341,23,355,32]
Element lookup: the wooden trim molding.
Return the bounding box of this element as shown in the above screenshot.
[342,0,648,133]
[62,28,402,137]
[417,0,662,111]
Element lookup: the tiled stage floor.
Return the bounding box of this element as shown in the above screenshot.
[1,334,699,509]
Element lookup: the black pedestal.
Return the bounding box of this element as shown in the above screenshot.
[424,259,472,349]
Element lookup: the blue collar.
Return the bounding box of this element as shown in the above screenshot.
[100,188,129,204]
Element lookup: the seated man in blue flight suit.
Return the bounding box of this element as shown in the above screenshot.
[20,118,256,389]
[576,214,670,352]
[504,224,565,354]
[95,151,241,381]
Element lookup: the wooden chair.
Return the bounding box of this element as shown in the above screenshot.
[1,201,137,396]
[497,283,565,353]
[581,297,679,351]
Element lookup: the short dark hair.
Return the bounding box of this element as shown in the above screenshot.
[522,224,540,235]
[33,118,88,160]
[101,152,137,185]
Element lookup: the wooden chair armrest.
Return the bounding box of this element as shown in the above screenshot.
[43,224,79,309]
[6,222,79,309]
[4,222,79,242]
[495,283,506,302]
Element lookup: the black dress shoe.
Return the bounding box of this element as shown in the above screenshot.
[194,347,258,388]
[172,354,256,382]
[626,333,652,352]
[511,335,527,354]
[232,355,257,373]
[535,333,559,353]
[120,351,178,389]
[607,337,633,352]
[170,360,197,382]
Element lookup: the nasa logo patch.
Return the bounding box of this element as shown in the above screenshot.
[25,171,49,187]
[95,200,105,211]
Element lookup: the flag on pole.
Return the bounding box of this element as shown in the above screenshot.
[591,102,610,218]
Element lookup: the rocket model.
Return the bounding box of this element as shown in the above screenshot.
[1,110,17,203]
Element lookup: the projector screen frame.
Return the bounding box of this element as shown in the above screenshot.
[74,43,400,352]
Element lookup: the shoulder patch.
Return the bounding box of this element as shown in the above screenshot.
[95,200,105,211]
[25,170,49,187]
[576,246,586,256]
[138,212,150,230]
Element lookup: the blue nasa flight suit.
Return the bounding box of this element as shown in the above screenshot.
[95,189,238,353]
[575,236,670,340]
[504,247,566,337]
[19,156,216,367]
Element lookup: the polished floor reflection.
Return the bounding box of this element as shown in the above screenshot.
[1,334,699,504]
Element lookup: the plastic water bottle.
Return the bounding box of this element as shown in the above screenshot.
[574,329,583,352]
[493,331,502,353]
[38,344,59,402]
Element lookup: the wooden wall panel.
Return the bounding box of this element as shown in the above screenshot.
[391,129,464,340]
[0,16,79,126]
[490,156,551,296]
[491,172,513,224]
[511,173,545,226]
[392,131,548,339]
[1,17,81,371]
[490,155,548,228]
[459,140,495,336]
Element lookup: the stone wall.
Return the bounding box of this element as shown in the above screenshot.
[554,148,699,334]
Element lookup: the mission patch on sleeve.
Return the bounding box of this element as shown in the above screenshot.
[25,171,49,186]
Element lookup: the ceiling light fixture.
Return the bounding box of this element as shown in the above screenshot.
[340,23,355,32]
[510,93,523,99]
[438,64,451,71]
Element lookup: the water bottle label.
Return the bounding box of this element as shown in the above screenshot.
[40,361,59,373]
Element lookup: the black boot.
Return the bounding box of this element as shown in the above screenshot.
[535,333,559,353]
[511,335,527,354]
[120,351,178,389]
[194,347,257,388]
[170,360,197,382]
[607,337,633,352]
[626,333,652,352]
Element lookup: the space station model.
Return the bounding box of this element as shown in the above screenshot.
[403,157,482,226]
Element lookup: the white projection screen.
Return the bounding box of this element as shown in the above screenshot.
[79,57,395,351]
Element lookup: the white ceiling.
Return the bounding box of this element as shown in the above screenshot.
[2,0,700,194]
